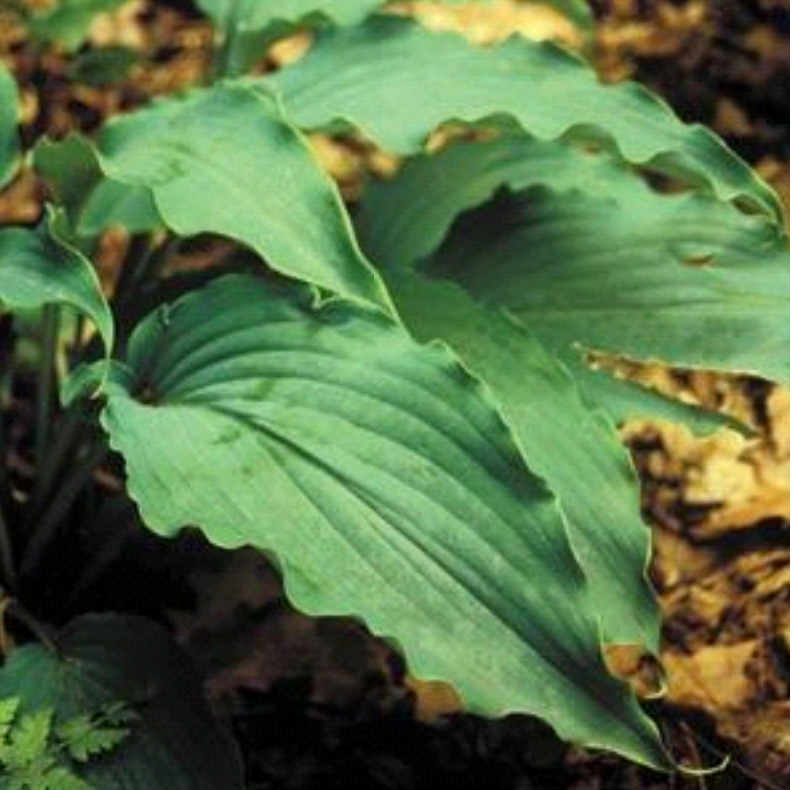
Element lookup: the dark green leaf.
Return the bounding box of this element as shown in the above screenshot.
[0,614,245,789]
[69,46,138,87]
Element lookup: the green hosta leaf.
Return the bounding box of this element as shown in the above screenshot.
[0,66,20,189]
[96,272,668,767]
[0,614,245,789]
[96,82,391,309]
[427,184,789,382]
[355,130,753,432]
[269,15,781,219]
[0,208,113,358]
[34,135,161,237]
[357,128,647,271]
[545,0,594,32]
[386,270,659,648]
[69,46,138,87]
[197,0,381,29]
[28,0,129,52]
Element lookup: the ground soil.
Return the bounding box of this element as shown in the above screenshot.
[0,1,788,788]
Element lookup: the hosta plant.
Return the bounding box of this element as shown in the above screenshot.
[0,0,788,785]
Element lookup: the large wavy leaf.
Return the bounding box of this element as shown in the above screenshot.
[97,273,668,768]
[95,82,391,309]
[385,270,659,649]
[355,130,756,431]
[268,15,780,219]
[357,127,652,270]
[0,209,113,357]
[0,614,244,789]
[0,66,20,189]
[427,184,789,382]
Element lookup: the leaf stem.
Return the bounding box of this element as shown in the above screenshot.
[26,404,87,523]
[114,233,179,315]
[34,305,61,464]
[20,439,106,579]
[210,0,243,80]
[0,504,16,592]
[0,586,58,654]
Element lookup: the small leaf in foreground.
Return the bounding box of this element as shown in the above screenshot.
[0,614,244,789]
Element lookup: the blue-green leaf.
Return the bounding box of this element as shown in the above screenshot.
[385,270,660,648]
[96,273,669,768]
[0,208,113,358]
[96,82,392,309]
[0,66,20,189]
[269,15,781,219]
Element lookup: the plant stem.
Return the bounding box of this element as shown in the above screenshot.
[34,304,60,464]
[210,0,243,80]
[26,404,86,523]
[0,504,16,592]
[0,585,58,654]
[114,233,179,314]
[20,439,106,579]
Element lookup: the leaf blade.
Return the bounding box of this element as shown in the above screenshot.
[355,130,768,429]
[0,66,20,189]
[98,273,669,767]
[427,183,789,383]
[269,15,781,219]
[385,270,660,649]
[0,209,114,359]
[96,82,392,309]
